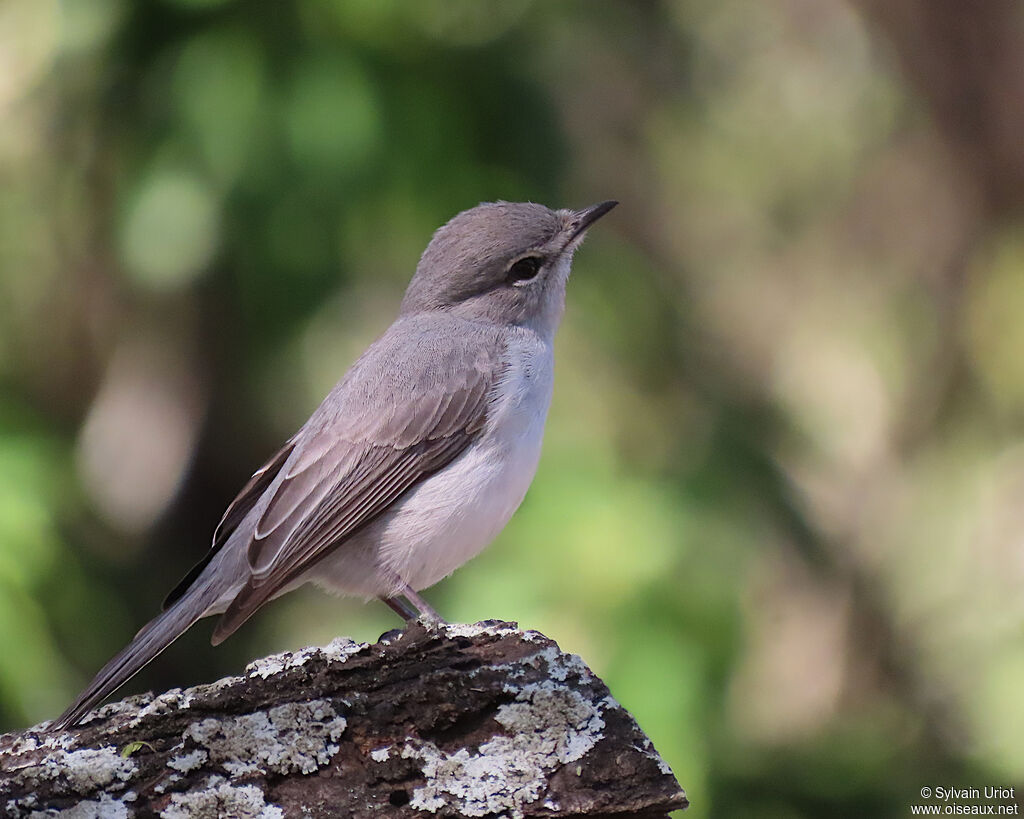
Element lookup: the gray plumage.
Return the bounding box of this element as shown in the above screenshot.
[53,199,616,730]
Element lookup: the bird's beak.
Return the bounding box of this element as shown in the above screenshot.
[568,200,618,241]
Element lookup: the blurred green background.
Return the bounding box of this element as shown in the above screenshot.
[2,0,1024,815]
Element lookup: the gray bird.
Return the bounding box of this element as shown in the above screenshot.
[54,199,617,730]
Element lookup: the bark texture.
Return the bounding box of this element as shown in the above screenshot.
[0,621,687,818]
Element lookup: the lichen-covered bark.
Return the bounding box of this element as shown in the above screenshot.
[0,622,687,818]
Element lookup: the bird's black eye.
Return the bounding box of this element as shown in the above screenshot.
[507,256,542,284]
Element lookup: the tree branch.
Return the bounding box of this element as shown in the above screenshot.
[0,621,687,817]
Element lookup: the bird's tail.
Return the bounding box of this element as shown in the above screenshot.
[51,583,221,731]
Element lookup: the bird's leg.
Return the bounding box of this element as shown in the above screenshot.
[379,584,446,626]
[380,595,420,622]
[401,585,447,625]
[378,565,447,626]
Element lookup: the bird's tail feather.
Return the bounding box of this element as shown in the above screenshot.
[51,583,220,731]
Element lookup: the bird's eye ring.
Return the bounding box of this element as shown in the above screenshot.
[507,256,542,284]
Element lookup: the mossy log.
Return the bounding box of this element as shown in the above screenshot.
[0,621,687,818]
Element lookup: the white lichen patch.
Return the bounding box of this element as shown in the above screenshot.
[153,773,181,794]
[184,700,346,778]
[536,646,591,683]
[440,622,522,640]
[166,748,208,774]
[494,682,605,764]
[62,747,137,792]
[402,680,606,818]
[320,635,368,662]
[369,746,391,762]
[245,637,366,679]
[11,728,76,752]
[6,796,36,815]
[637,734,675,776]
[129,687,202,726]
[159,776,283,819]
[27,791,132,818]
[95,697,150,724]
[17,746,138,797]
[484,644,592,689]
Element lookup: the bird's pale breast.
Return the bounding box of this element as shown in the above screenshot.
[308,328,555,598]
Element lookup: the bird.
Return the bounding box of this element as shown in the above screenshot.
[53,199,618,730]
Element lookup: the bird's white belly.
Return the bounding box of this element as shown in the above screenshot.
[309,334,554,598]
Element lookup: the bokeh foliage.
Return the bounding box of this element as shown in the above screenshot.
[1,1,1023,816]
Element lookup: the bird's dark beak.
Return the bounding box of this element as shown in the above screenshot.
[569,200,618,241]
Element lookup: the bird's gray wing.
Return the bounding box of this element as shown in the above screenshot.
[163,435,298,610]
[210,319,504,643]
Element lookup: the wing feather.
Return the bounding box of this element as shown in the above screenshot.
[210,318,505,643]
[162,436,297,610]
